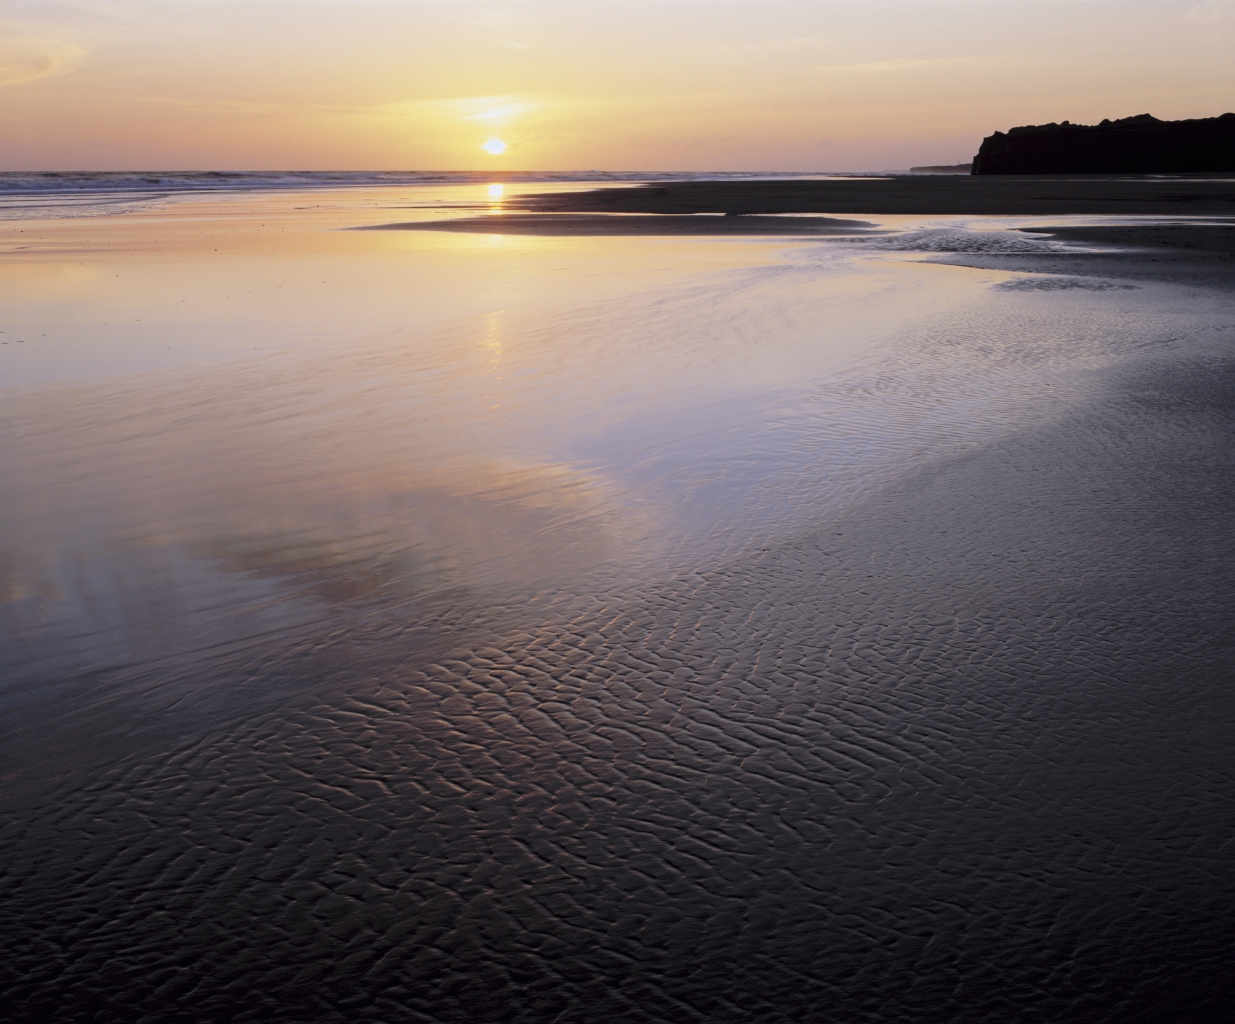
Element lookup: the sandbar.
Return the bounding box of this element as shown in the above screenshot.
[509,175,1235,217]
[362,213,881,236]
[368,177,1235,257]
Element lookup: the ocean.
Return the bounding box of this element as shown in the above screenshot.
[3,177,1234,1023]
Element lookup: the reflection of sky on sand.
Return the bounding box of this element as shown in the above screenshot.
[1,455,622,709]
[4,185,1230,734]
[2,344,632,691]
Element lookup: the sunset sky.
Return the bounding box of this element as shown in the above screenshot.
[2,0,1232,171]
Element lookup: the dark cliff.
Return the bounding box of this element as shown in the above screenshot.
[971,112,1235,174]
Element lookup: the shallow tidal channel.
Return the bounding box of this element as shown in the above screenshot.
[3,186,1235,1023]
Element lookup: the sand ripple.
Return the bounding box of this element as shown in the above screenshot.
[5,354,1235,1022]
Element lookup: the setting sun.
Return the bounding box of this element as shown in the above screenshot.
[482,139,507,155]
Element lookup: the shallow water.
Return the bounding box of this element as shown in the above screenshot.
[3,186,1235,1023]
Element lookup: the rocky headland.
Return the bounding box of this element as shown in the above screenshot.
[972,112,1235,174]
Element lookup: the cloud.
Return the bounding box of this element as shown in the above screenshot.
[0,39,83,88]
[134,92,549,132]
[464,100,538,122]
[1187,0,1235,20]
[814,55,989,76]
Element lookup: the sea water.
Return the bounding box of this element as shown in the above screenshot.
[3,180,1234,1023]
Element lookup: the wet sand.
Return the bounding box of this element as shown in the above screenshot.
[1020,223,1235,253]
[928,222,1235,289]
[4,186,1235,1023]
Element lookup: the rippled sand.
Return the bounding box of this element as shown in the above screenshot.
[3,185,1235,1023]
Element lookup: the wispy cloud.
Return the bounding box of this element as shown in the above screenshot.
[0,39,84,88]
[813,54,993,76]
[462,100,538,122]
[1187,0,1235,20]
[136,93,547,127]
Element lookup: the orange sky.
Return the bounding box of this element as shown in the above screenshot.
[2,0,1232,171]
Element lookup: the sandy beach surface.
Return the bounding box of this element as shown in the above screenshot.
[512,174,1235,217]
[3,178,1235,1023]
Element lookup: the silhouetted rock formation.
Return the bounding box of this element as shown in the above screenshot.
[972,113,1235,174]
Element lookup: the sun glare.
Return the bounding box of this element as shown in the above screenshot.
[482,139,507,155]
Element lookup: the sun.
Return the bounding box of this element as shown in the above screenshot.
[482,139,507,155]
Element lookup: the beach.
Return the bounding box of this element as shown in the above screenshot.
[510,173,1235,217]
[3,175,1235,1023]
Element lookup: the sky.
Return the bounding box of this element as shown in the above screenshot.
[1,0,1232,171]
